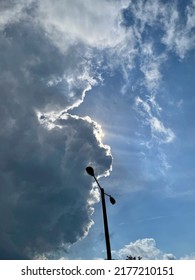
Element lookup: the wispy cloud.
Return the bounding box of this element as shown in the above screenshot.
[135,96,175,144]
[139,43,167,92]
[161,1,195,59]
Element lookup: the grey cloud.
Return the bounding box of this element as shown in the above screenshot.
[0,112,111,259]
[0,4,112,259]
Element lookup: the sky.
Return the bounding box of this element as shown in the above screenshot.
[0,0,195,260]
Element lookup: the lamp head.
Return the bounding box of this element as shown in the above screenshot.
[86,166,95,177]
[110,196,116,205]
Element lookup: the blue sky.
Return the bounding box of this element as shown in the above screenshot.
[0,0,195,260]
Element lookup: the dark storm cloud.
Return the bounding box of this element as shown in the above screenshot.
[0,3,112,259]
[0,113,111,259]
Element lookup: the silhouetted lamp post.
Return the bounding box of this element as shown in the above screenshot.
[86,166,116,260]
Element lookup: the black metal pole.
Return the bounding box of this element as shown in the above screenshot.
[100,187,112,260]
[94,177,112,260]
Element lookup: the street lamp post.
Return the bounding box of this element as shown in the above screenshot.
[86,166,116,260]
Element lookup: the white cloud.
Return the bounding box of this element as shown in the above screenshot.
[115,238,176,260]
[115,237,195,260]
[129,0,195,59]
[120,2,177,179]
[161,0,195,59]
[37,0,129,51]
[150,117,175,144]
[117,238,161,259]
[129,0,165,32]
[135,96,175,144]
[140,43,166,92]
[181,253,195,260]
[158,151,172,173]
[36,0,138,88]
[134,94,175,176]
